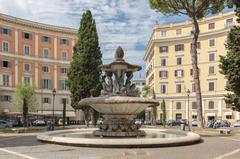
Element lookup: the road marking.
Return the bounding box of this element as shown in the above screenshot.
[214,148,240,159]
[0,148,37,159]
[0,136,18,141]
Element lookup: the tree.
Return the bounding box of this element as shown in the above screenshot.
[162,99,167,128]
[152,90,157,125]
[14,83,37,127]
[67,10,102,125]
[219,0,240,112]
[143,85,150,98]
[149,0,227,127]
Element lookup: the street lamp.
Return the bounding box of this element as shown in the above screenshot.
[186,89,190,130]
[52,88,56,130]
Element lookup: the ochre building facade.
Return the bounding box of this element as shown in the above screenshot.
[144,12,240,123]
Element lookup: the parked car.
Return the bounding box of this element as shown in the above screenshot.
[156,120,163,125]
[233,120,240,127]
[192,120,198,127]
[135,119,142,125]
[0,120,13,128]
[32,119,46,126]
[213,120,231,129]
[207,120,215,128]
[176,119,188,126]
[167,120,177,126]
[143,120,151,125]
[58,119,68,125]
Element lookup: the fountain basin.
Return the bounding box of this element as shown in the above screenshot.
[78,96,159,137]
[37,128,201,148]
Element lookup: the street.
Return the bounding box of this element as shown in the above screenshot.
[0,132,240,159]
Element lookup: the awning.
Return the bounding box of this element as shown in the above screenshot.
[206,113,216,116]
[192,112,197,115]
[224,112,232,116]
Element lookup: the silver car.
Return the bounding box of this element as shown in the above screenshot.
[233,120,240,127]
[0,120,13,128]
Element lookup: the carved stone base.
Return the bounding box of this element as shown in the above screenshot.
[94,114,146,137]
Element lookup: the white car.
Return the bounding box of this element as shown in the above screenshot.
[233,120,240,127]
[32,120,46,126]
[192,120,198,127]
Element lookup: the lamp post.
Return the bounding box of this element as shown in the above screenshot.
[186,89,190,131]
[52,88,56,130]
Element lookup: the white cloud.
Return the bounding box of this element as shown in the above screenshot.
[0,0,165,78]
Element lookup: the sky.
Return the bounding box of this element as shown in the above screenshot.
[0,0,200,78]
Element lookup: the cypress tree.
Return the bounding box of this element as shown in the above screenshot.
[67,10,102,123]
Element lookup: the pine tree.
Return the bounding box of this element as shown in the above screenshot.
[219,2,240,111]
[67,10,102,123]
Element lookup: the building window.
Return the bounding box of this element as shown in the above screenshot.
[159,71,168,78]
[175,44,184,51]
[161,31,167,37]
[2,61,11,68]
[60,38,69,45]
[24,77,31,84]
[61,51,67,61]
[226,115,232,119]
[41,79,52,89]
[209,53,215,61]
[208,101,214,109]
[208,23,215,30]
[176,84,182,93]
[176,29,182,35]
[192,102,197,109]
[3,74,10,86]
[176,57,182,65]
[43,48,49,58]
[42,36,51,43]
[160,84,166,94]
[1,28,11,35]
[0,95,12,102]
[160,58,166,66]
[176,102,181,109]
[24,64,30,72]
[59,80,68,90]
[43,97,51,104]
[22,32,32,40]
[192,83,196,92]
[208,81,215,91]
[191,42,201,50]
[176,113,182,120]
[226,18,233,28]
[24,45,30,56]
[209,66,215,75]
[209,39,215,47]
[159,46,168,53]
[175,69,184,77]
[42,66,49,73]
[61,68,68,74]
[2,41,9,52]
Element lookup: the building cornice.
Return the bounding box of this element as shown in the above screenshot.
[0,13,78,36]
[0,52,70,65]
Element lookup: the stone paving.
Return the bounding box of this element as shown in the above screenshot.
[0,129,239,159]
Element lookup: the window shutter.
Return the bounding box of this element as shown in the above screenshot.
[29,34,32,40]
[166,71,168,78]
[0,27,2,34]
[49,37,51,43]
[8,62,12,68]
[182,70,184,77]
[49,97,51,104]
[8,29,12,36]
[66,39,69,45]
[175,70,177,77]
[42,36,44,42]
[49,80,52,89]
[22,32,25,38]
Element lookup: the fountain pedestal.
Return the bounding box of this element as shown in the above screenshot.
[78,47,159,137]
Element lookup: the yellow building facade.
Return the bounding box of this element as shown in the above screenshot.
[144,12,240,123]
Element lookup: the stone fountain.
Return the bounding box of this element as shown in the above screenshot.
[78,46,159,137]
[37,47,201,148]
